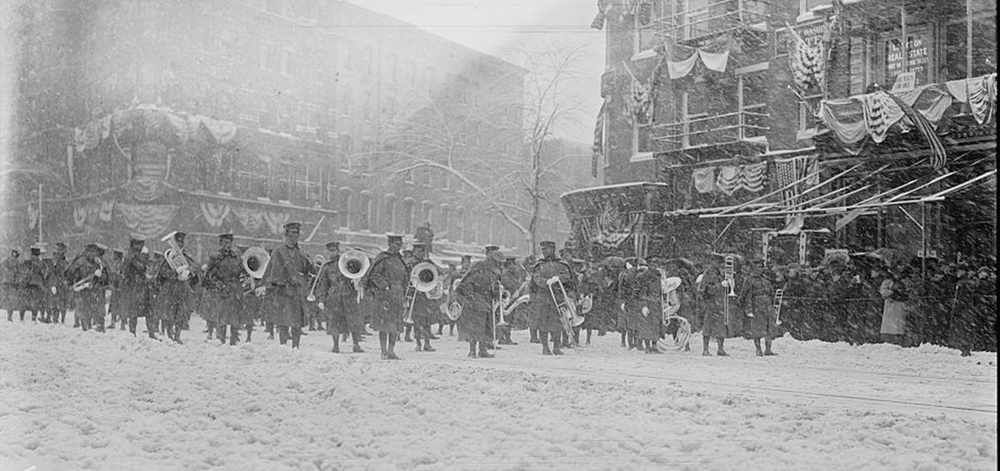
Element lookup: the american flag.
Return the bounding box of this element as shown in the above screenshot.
[774,156,818,207]
[592,101,606,178]
[885,91,947,170]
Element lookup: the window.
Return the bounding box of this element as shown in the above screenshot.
[359,191,375,231]
[402,198,417,234]
[338,188,353,229]
[421,201,434,227]
[440,205,452,241]
[454,207,465,242]
[324,166,338,208]
[384,195,397,232]
[634,0,664,55]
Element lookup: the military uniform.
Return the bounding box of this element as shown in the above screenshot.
[205,234,246,345]
[456,246,503,357]
[316,241,363,353]
[633,266,663,353]
[153,232,200,343]
[2,251,20,319]
[739,267,778,356]
[528,241,575,355]
[45,245,70,324]
[697,268,731,356]
[363,234,408,359]
[119,239,154,337]
[66,244,110,332]
[403,243,438,352]
[16,248,46,322]
[262,223,313,348]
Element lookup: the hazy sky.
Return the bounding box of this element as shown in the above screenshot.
[348,0,606,143]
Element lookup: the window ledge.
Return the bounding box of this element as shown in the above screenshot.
[630,151,654,163]
[796,128,818,141]
[630,50,658,62]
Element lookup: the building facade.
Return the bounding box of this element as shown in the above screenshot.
[566,0,996,264]
[6,0,528,261]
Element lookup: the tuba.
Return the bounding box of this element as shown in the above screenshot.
[241,246,269,295]
[545,276,584,345]
[161,232,191,281]
[403,262,439,324]
[338,250,370,303]
[656,271,691,351]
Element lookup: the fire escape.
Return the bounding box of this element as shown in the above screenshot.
[651,0,772,161]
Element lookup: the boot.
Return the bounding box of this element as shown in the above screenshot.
[386,333,400,360]
[379,332,389,360]
[763,338,776,356]
[246,325,253,343]
[646,341,662,354]
[229,326,240,345]
[351,332,364,353]
[541,331,552,355]
[278,326,289,345]
[754,338,764,357]
[404,325,413,343]
[207,323,215,340]
[468,342,477,358]
[290,327,301,349]
[218,326,228,344]
[552,334,564,356]
[702,336,712,356]
[621,331,627,348]
[331,335,340,353]
[477,342,494,358]
[422,338,435,352]
[716,338,729,357]
[530,329,540,344]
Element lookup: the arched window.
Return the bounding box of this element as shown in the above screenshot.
[359,191,375,232]
[338,187,353,229]
[421,201,433,227]
[401,198,416,234]
[384,194,397,233]
[439,205,452,241]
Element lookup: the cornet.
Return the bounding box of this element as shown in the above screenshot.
[306,255,327,302]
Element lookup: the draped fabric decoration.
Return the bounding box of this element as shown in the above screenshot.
[124,178,166,202]
[665,38,731,79]
[692,167,717,193]
[262,210,291,235]
[232,206,291,235]
[884,91,948,170]
[590,0,611,30]
[115,204,180,241]
[966,73,997,125]
[786,22,825,90]
[580,202,639,249]
[774,156,819,207]
[715,163,767,195]
[861,91,904,144]
[818,74,995,153]
[72,105,238,154]
[232,206,264,233]
[592,100,606,178]
[200,202,232,228]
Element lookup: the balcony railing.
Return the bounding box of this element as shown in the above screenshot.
[653,106,769,150]
[655,0,769,43]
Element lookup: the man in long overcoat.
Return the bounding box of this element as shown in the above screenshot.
[261,222,313,348]
[153,231,200,343]
[119,236,155,338]
[205,233,246,345]
[317,241,364,353]
[363,234,408,360]
[740,259,778,356]
[66,244,110,332]
[456,245,503,358]
[528,241,575,356]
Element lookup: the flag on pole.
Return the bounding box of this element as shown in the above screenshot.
[592,101,606,178]
[884,90,947,170]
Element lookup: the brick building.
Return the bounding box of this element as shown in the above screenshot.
[564,0,996,264]
[5,0,528,261]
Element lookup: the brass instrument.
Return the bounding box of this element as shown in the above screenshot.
[445,276,464,321]
[774,287,785,326]
[161,232,191,281]
[338,250,370,304]
[656,271,690,351]
[724,255,736,297]
[305,255,327,302]
[403,262,439,324]
[72,258,105,292]
[494,281,510,327]
[545,276,583,345]
[241,247,270,295]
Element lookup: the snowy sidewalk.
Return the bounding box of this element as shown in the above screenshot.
[1,315,996,471]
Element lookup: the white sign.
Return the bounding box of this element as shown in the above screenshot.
[891,71,916,93]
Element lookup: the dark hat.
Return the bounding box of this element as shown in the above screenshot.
[236,244,250,251]
[324,240,340,249]
[386,233,404,243]
[412,242,428,250]
[484,245,500,254]
[218,233,234,241]
[161,231,185,242]
[540,241,556,249]
[129,236,145,246]
[10,248,20,256]
[30,246,41,256]
[94,243,108,255]
[55,242,67,250]
[461,255,472,260]
[283,221,302,232]
[113,248,125,255]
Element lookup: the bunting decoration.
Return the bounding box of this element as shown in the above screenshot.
[623,64,653,126]
[786,22,825,90]
[692,167,717,194]
[665,38,731,79]
[715,163,767,196]
[200,202,232,228]
[592,100,606,178]
[861,91,903,144]
[774,156,819,207]
[580,202,639,249]
[116,204,180,240]
[967,73,997,125]
[590,0,611,30]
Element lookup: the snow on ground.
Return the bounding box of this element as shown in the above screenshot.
[1,312,996,471]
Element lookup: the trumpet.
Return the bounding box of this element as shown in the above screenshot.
[305,255,327,302]
[773,287,785,326]
[546,276,583,345]
[403,262,439,324]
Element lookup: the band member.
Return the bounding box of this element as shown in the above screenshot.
[2,249,20,321]
[405,242,438,352]
[16,246,46,322]
[66,243,110,332]
[528,241,575,356]
[497,256,525,345]
[634,260,663,354]
[619,259,642,350]
[557,248,579,348]
[439,255,471,336]
[119,236,155,338]
[237,245,261,342]
[45,243,70,324]
[107,248,126,330]
[316,241,364,353]
[456,245,503,358]
[698,266,731,356]
[260,222,313,349]
[205,233,246,345]
[363,234,408,360]
[153,231,200,344]
[740,258,778,356]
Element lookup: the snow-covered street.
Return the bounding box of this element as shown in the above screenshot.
[1,314,996,471]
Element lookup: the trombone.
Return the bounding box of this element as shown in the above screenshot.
[773,287,785,326]
[72,258,105,292]
[305,255,328,302]
[722,255,736,326]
